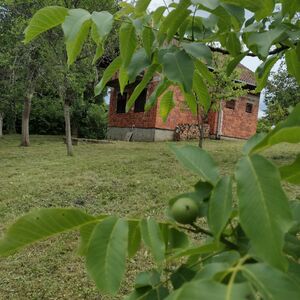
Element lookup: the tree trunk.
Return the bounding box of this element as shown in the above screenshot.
[64,101,74,156]
[59,84,74,156]
[216,102,223,140]
[21,92,33,146]
[0,112,4,137]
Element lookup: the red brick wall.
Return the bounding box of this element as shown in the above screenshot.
[155,86,198,130]
[221,95,259,139]
[108,80,259,140]
[108,81,158,128]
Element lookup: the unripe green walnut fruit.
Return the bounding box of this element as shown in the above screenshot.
[171,197,199,224]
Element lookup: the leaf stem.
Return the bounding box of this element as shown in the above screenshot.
[191,223,239,250]
[187,251,224,269]
[224,255,250,299]
[163,0,170,13]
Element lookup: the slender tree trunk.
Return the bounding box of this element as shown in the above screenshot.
[21,92,33,146]
[216,102,223,140]
[0,112,4,137]
[59,84,74,156]
[64,101,74,156]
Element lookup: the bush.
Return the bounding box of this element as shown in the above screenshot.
[78,103,108,139]
[256,118,271,133]
[29,98,65,135]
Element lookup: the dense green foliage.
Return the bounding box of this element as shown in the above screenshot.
[26,96,108,139]
[208,54,249,110]
[0,0,118,138]
[258,64,300,132]
[265,65,300,113]
[0,0,300,298]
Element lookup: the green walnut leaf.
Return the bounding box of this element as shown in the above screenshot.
[247,27,285,59]
[159,90,175,122]
[249,103,300,153]
[0,208,96,256]
[171,145,220,185]
[208,176,233,241]
[91,11,113,41]
[193,71,210,113]
[24,6,68,43]
[182,42,212,65]
[126,64,158,112]
[95,56,122,96]
[62,9,92,66]
[285,48,300,84]
[242,263,300,300]
[280,154,300,185]
[120,21,137,68]
[166,279,253,300]
[86,216,128,295]
[162,50,194,92]
[235,155,293,270]
[140,218,166,264]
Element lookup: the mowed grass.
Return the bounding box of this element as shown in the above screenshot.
[0,135,299,299]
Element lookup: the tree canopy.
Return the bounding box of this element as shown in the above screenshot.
[264,63,300,124]
[0,0,118,138]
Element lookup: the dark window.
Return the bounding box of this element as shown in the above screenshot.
[134,89,147,113]
[226,100,236,109]
[116,92,127,114]
[246,103,253,113]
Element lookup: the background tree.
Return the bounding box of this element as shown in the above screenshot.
[1,1,54,145]
[0,59,10,137]
[263,63,300,126]
[20,45,42,146]
[0,3,19,134]
[0,0,118,153]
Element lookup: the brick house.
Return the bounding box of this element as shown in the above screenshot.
[107,64,260,141]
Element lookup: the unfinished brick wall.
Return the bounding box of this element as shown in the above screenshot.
[109,83,199,131]
[108,81,158,129]
[221,95,259,139]
[155,86,198,130]
[108,80,260,140]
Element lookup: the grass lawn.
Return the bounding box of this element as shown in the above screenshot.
[0,135,299,299]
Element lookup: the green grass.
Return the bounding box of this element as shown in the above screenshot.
[0,135,299,299]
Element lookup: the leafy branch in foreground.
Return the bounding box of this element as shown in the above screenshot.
[1,0,299,298]
[1,103,300,298]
